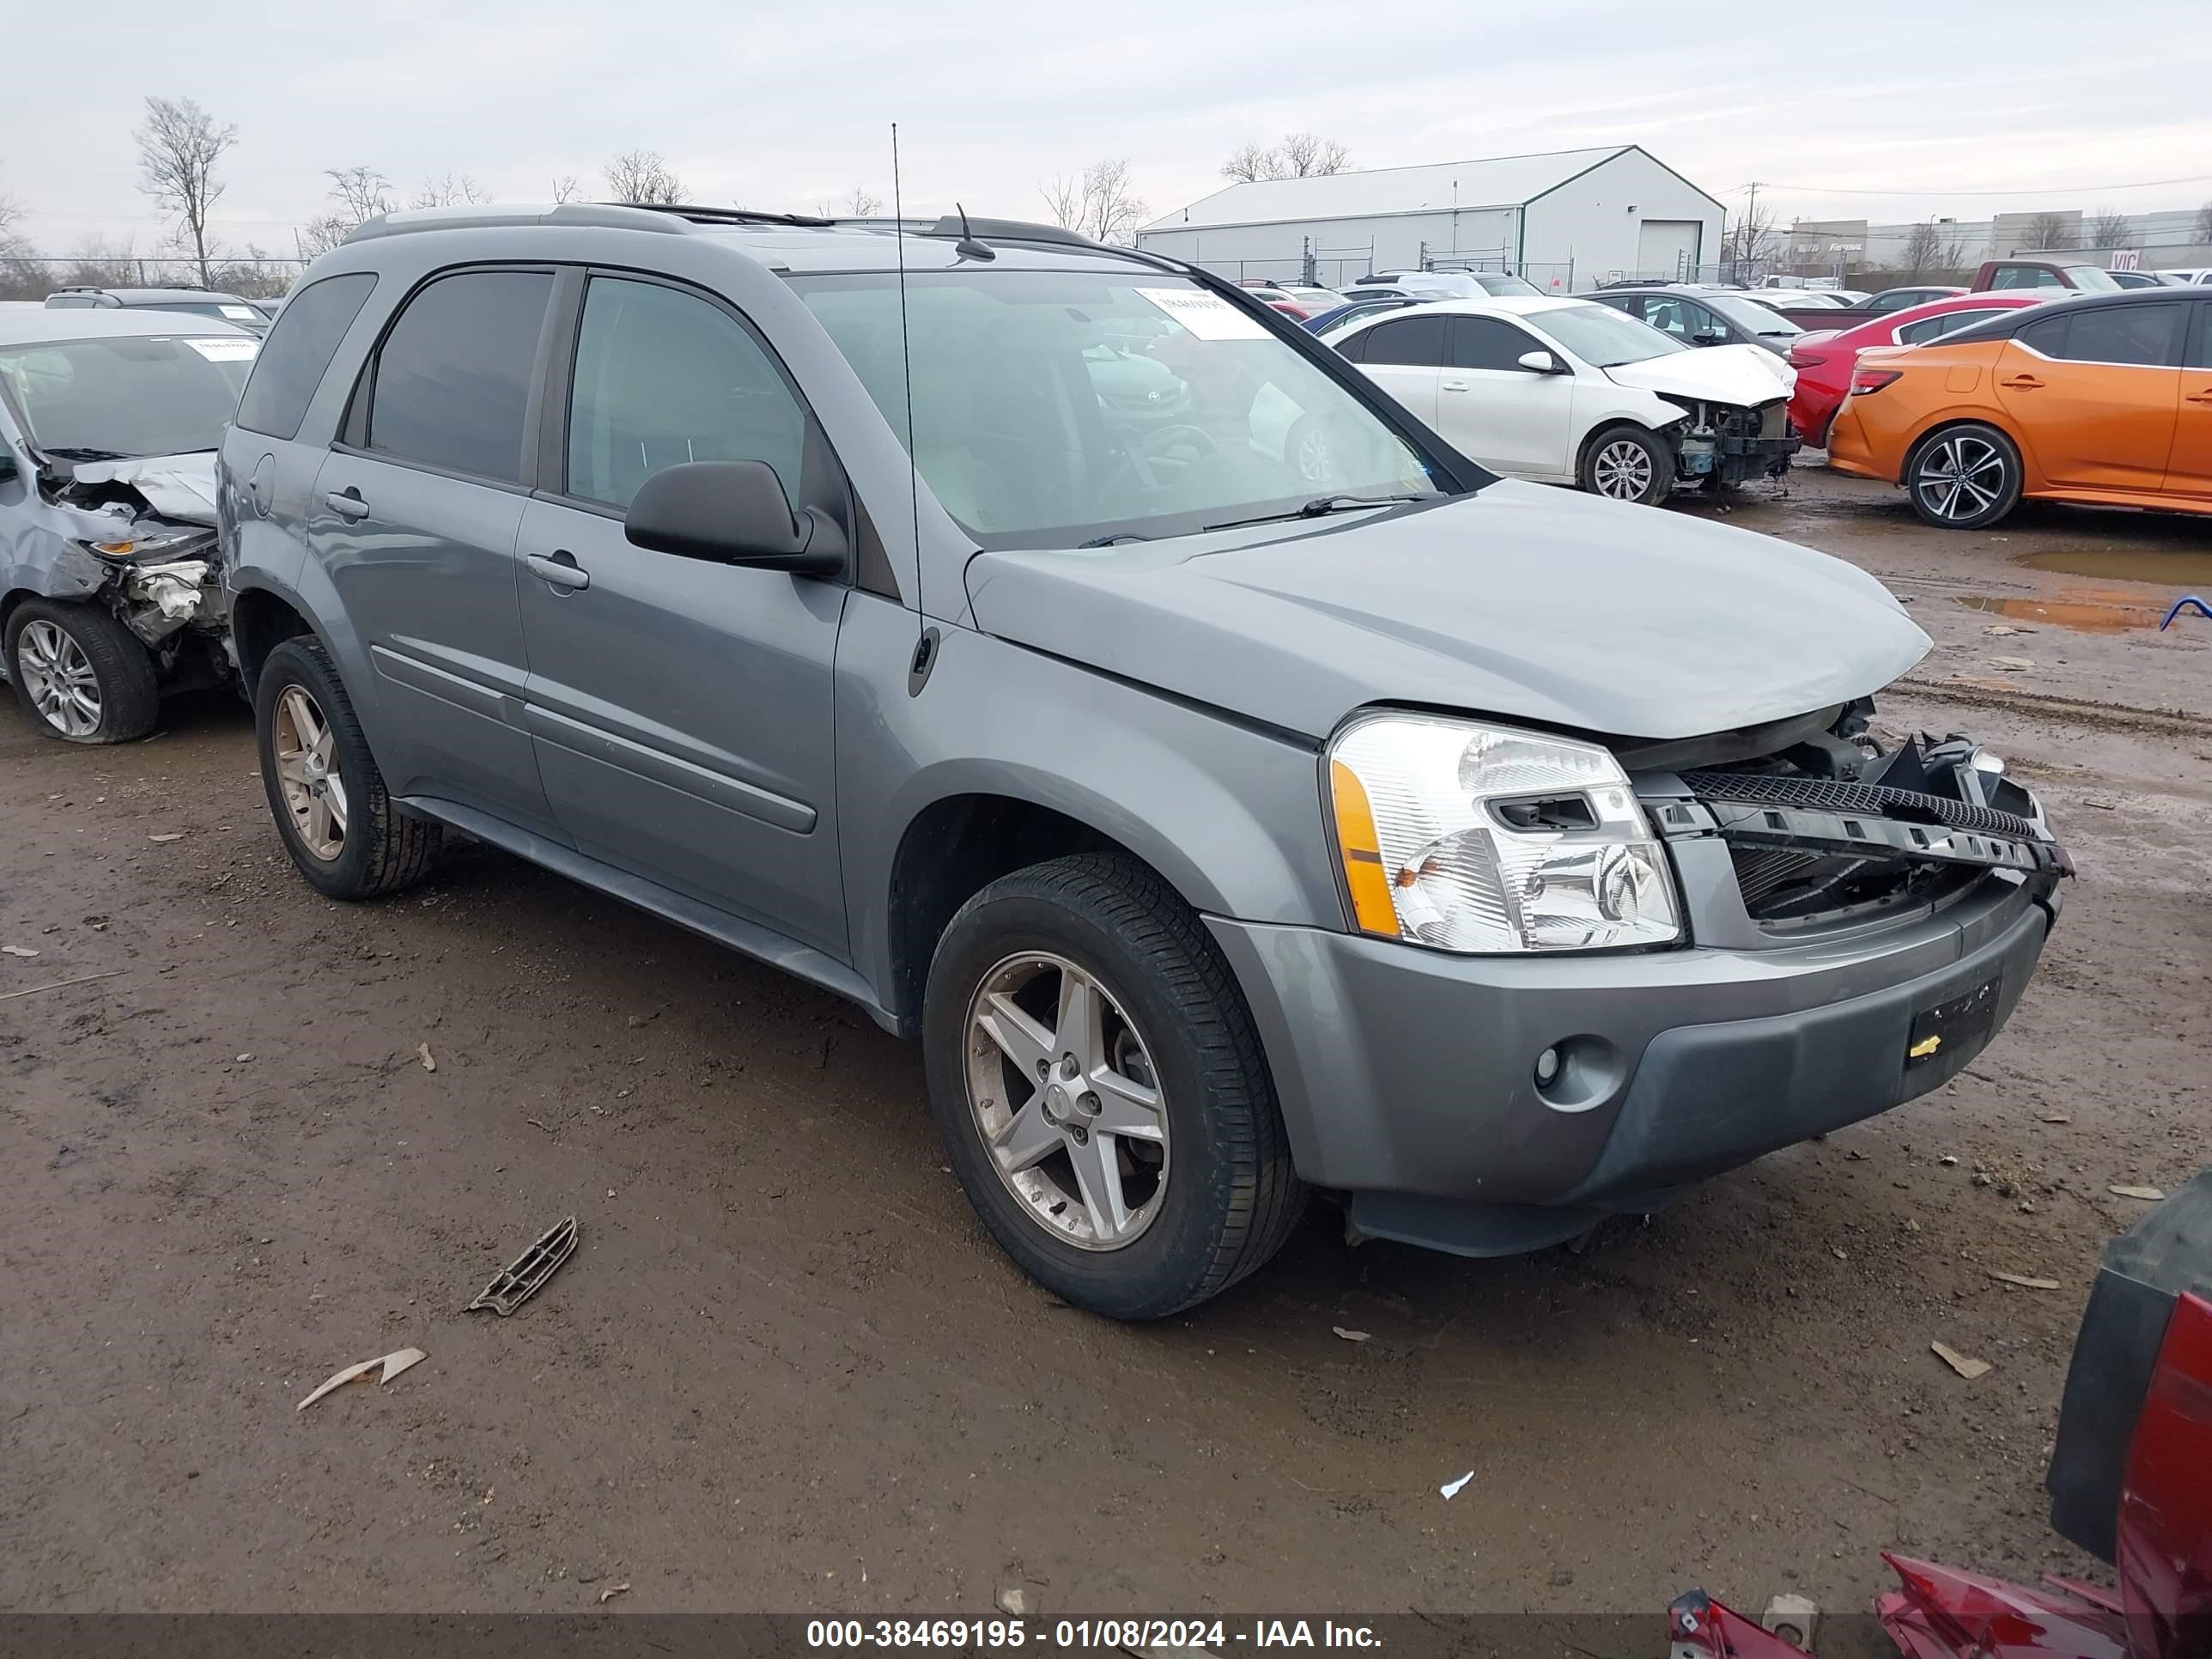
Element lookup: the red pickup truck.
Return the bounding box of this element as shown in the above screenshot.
[1760,261,2124,329]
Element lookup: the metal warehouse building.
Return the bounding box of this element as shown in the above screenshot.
[1135,144,1724,295]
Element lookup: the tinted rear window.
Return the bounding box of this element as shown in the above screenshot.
[235,273,376,441]
[366,270,551,483]
[1358,314,1448,367]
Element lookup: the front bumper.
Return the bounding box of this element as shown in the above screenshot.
[1208,872,2057,1255]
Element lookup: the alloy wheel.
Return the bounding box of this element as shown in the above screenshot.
[1294,423,1334,484]
[963,951,1170,1251]
[1592,438,1656,500]
[272,684,349,860]
[1914,434,2008,522]
[17,620,102,738]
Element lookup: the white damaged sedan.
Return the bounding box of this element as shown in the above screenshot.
[1321,295,1799,505]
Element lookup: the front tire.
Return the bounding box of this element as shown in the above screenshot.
[1907,422,2021,529]
[922,853,1306,1319]
[3,599,159,744]
[1579,424,1672,505]
[254,637,441,899]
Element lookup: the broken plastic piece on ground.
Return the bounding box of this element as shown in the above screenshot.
[2159,595,2209,629]
[1668,1589,1810,1658]
[1990,1272,2062,1291]
[2,945,39,957]
[597,1582,630,1603]
[1331,1326,1370,1342]
[1761,1593,1818,1650]
[2110,1186,2166,1201]
[149,832,185,842]
[1932,1340,1991,1380]
[416,1042,436,1073]
[1875,1553,2130,1659]
[0,969,125,1004]
[295,1346,425,1411]
[1439,1469,1474,1499]
[467,1215,579,1316]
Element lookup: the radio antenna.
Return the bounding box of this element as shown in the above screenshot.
[890,123,926,642]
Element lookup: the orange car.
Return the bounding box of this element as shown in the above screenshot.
[1826,289,2212,528]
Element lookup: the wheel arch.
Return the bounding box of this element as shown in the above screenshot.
[881,788,1231,1036]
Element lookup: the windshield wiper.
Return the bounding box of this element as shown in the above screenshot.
[1203,493,1431,534]
[1076,532,1152,547]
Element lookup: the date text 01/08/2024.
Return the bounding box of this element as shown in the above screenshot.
[805,1618,1383,1648]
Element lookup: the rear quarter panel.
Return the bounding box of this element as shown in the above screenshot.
[1834,340,2013,482]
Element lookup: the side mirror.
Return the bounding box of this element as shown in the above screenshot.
[1693,331,1728,346]
[623,460,844,577]
[1516,349,1564,374]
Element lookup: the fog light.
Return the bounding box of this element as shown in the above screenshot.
[1534,1046,1561,1086]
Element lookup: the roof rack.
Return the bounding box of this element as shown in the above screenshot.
[619,204,838,228]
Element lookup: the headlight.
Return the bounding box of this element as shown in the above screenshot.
[78,526,216,562]
[1328,713,1681,953]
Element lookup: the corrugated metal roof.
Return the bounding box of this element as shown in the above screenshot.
[1140,146,1636,234]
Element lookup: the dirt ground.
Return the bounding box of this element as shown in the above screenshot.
[3,465,2207,1630]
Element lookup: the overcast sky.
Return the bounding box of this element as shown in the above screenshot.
[5,0,2209,261]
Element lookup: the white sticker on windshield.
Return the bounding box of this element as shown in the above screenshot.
[184,337,258,362]
[1135,288,1270,341]
[219,305,257,319]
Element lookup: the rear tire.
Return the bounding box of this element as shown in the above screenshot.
[254,637,441,899]
[3,599,159,744]
[922,853,1306,1319]
[1579,424,1672,505]
[1906,422,2021,529]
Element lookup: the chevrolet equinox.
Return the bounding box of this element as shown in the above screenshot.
[216,203,2067,1318]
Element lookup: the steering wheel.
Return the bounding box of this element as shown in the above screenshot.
[1129,423,1219,489]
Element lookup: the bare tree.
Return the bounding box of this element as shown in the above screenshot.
[2197,200,2212,244]
[1221,134,1352,183]
[134,95,238,287]
[2087,209,2131,249]
[328,166,392,224]
[2022,210,2072,252]
[1041,161,1147,245]
[1276,132,1351,178]
[296,167,392,260]
[604,150,685,205]
[1221,143,1283,184]
[62,234,142,290]
[551,175,582,204]
[1899,221,1944,282]
[1041,173,1087,229]
[844,185,884,217]
[1722,197,1778,275]
[410,172,488,210]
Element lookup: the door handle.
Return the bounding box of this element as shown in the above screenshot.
[324,488,369,520]
[2187,388,2212,404]
[2000,375,2045,391]
[1442,380,1470,392]
[526,550,590,592]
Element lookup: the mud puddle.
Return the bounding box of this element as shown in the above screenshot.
[2013,546,2212,587]
[1958,591,2165,634]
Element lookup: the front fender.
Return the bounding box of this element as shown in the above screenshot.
[833,596,1348,1017]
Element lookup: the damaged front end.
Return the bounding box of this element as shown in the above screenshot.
[1661,393,1801,488]
[13,455,234,691]
[1632,699,2068,939]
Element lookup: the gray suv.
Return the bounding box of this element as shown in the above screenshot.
[217,203,2066,1318]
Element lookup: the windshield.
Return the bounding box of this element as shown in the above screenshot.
[2062,266,2122,293]
[792,270,1445,549]
[0,333,256,457]
[1475,274,1542,297]
[1538,302,1691,368]
[1703,294,1803,337]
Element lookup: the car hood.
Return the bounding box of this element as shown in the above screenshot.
[1605,344,1794,404]
[963,480,1929,743]
[64,452,220,526]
